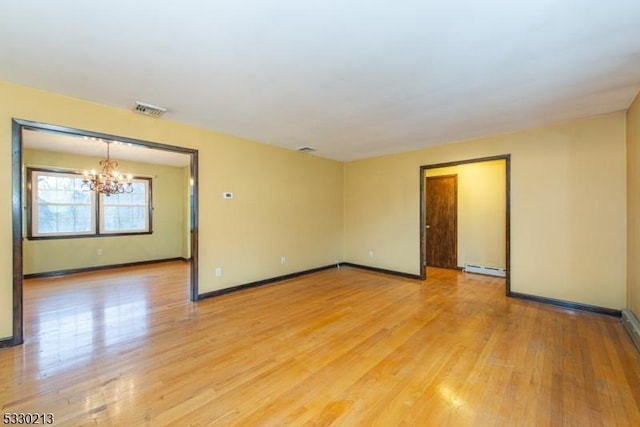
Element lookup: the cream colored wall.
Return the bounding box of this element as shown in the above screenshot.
[22,149,187,274]
[345,113,627,309]
[425,160,506,269]
[628,93,640,314]
[0,81,344,339]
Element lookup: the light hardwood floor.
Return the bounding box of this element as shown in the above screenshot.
[1,261,639,426]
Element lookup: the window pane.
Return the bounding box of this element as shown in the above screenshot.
[37,175,79,203]
[103,206,146,232]
[36,205,57,233]
[73,188,92,203]
[36,204,93,234]
[102,182,145,205]
[100,178,150,233]
[132,191,146,205]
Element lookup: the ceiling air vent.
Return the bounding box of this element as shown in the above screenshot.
[297,146,316,153]
[133,101,167,118]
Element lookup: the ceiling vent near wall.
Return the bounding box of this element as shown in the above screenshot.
[297,146,316,153]
[133,101,167,118]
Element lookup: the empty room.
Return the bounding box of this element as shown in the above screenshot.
[1,1,640,425]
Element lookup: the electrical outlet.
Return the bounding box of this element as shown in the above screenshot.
[97,248,103,256]
[281,256,286,264]
[368,250,374,258]
[215,267,222,277]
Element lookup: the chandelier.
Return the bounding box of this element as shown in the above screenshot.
[82,141,133,196]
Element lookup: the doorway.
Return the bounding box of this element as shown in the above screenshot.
[420,155,510,293]
[11,119,199,346]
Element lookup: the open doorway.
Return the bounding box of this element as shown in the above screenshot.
[420,155,510,293]
[11,119,199,346]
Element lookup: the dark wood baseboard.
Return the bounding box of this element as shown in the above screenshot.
[622,309,640,353]
[198,264,338,299]
[23,257,187,279]
[0,336,20,348]
[509,291,621,317]
[339,262,422,280]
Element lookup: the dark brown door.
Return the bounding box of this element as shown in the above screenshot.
[425,175,457,269]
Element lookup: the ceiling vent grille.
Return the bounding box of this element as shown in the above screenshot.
[133,101,167,117]
[297,146,316,153]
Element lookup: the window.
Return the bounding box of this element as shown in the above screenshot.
[100,180,150,234]
[28,168,152,239]
[29,170,95,237]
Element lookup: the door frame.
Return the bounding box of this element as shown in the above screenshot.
[10,118,199,346]
[425,174,458,269]
[419,155,511,295]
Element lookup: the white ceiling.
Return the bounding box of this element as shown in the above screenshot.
[23,129,191,167]
[2,0,640,161]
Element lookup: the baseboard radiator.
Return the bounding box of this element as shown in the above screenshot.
[463,264,506,278]
[622,309,640,353]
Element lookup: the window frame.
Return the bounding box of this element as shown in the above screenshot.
[27,167,153,240]
[98,178,153,235]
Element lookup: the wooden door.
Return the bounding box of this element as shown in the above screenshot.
[425,175,457,269]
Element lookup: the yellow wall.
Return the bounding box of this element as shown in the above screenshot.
[0,81,344,339]
[425,160,506,269]
[628,93,640,314]
[0,79,631,341]
[345,113,627,309]
[23,149,188,274]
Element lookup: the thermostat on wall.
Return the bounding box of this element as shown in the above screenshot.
[223,192,234,199]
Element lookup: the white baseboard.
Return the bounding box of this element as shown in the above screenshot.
[463,264,506,277]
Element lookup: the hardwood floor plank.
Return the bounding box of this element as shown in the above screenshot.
[1,262,639,425]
